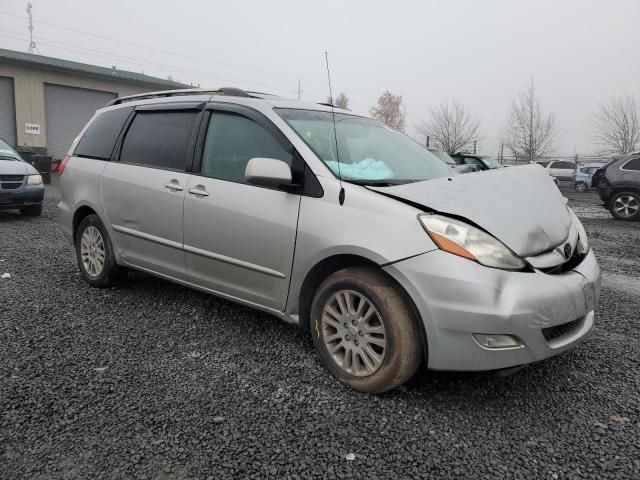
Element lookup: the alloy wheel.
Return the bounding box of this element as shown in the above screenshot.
[613,195,639,218]
[80,225,106,277]
[321,290,387,377]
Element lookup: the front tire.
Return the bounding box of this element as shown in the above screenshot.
[609,191,640,220]
[75,214,121,287]
[310,266,422,394]
[574,181,587,193]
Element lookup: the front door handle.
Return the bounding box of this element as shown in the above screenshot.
[164,182,183,191]
[188,187,209,197]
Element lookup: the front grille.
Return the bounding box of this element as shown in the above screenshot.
[542,318,580,341]
[0,175,24,190]
[539,249,585,275]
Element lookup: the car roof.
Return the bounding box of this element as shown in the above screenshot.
[104,87,359,117]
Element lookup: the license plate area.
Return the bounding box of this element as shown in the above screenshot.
[0,193,11,204]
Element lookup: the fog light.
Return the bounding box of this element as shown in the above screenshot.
[473,333,522,349]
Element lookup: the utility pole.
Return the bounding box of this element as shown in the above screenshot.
[473,140,477,154]
[500,143,504,164]
[26,3,38,54]
[426,136,430,148]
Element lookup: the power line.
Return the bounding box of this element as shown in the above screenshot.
[0,29,301,94]
[0,9,304,82]
[0,9,380,103]
[0,9,384,107]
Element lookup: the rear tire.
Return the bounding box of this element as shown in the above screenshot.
[609,191,640,221]
[574,181,587,193]
[75,214,122,287]
[20,204,42,216]
[310,266,422,394]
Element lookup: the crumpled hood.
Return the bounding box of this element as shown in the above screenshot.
[369,164,571,257]
[0,159,34,176]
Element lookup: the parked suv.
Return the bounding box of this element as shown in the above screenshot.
[0,137,44,216]
[58,88,601,393]
[596,155,640,220]
[427,149,475,174]
[450,153,502,171]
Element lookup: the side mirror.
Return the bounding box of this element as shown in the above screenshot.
[245,157,293,189]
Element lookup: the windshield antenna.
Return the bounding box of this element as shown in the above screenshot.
[325,51,345,205]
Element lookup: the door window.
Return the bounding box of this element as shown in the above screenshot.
[119,111,199,170]
[200,112,293,183]
[622,158,640,171]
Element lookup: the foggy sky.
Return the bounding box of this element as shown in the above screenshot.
[1,0,638,156]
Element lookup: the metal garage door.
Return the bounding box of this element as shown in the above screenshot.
[0,76,16,146]
[44,84,116,160]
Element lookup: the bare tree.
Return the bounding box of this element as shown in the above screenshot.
[415,100,481,153]
[326,92,350,110]
[592,94,640,155]
[370,91,405,131]
[504,79,557,162]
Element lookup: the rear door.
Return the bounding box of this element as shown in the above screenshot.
[183,104,301,311]
[101,103,202,280]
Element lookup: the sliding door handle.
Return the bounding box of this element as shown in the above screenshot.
[188,187,209,197]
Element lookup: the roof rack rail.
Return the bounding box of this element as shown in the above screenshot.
[107,87,273,106]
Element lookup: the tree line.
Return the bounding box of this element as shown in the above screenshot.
[329,81,639,160]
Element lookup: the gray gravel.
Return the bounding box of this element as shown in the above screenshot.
[1,181,639,479]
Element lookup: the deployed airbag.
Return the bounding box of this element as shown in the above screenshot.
[325,159,393,180]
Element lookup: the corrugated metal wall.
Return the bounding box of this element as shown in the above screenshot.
[0,76,16,146]
[44,83,116,160]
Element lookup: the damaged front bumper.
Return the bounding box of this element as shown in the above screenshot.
[384,248,601,371]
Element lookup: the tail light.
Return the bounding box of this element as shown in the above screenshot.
[58,155,71,175]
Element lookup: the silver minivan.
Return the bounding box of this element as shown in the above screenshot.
[58,88,601,393]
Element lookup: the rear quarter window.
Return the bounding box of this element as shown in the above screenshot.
[74,107,133,160]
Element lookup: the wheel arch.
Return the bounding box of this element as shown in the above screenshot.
[611,185,640,195]
[298,254,377,334]
[72,205,98,242]
[296,253,428,365]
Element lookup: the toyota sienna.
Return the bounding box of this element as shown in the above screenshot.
[58,88,601,393]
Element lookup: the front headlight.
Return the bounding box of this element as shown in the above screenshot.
[568,208,589,254]
[27,174,43,185]
[418,214,526,270]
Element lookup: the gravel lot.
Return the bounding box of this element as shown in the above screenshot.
[1,177,639,479]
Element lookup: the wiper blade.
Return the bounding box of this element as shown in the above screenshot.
[0,155,19,160]
[347,180,395,187]
[346,179,417,187]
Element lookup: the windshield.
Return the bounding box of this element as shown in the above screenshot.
[0,138,21,161]
[277,109,451,184]
[478,156,502,169]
